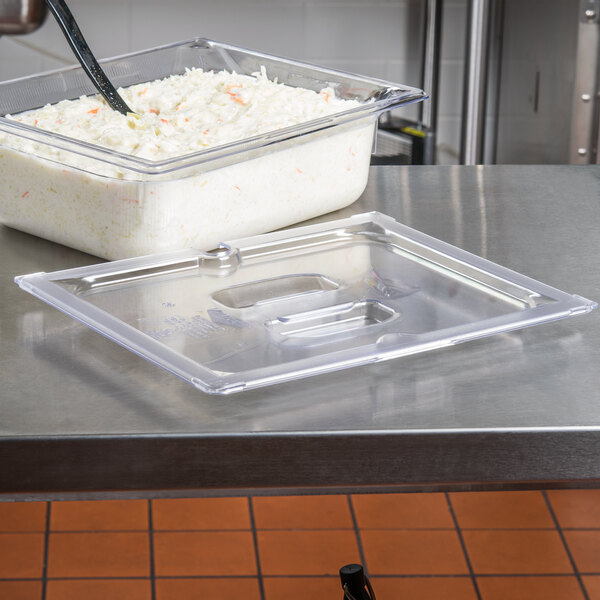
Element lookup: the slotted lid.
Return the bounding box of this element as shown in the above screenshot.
[15,212,597,394]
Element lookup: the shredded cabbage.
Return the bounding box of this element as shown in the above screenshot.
[7,68,358,160]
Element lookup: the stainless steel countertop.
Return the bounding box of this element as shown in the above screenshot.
[2,165,599,498]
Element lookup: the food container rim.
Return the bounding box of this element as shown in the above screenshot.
[0,37,427,176]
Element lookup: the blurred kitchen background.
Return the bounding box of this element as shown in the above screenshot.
[0,0,598,166]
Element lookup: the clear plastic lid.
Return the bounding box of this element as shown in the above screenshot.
[15,212,597,394]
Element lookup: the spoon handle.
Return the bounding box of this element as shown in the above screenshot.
[44,0,133,115]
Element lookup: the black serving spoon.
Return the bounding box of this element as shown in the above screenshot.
[44,0,133,115]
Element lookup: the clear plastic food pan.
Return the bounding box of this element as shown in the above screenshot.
[0,38,426,260]
[15,212,597,394]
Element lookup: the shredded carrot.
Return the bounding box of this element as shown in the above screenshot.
[296,168,303,174]
[226,84,242,90]
[34,119,38,126]
[87,108,99,114]
[21,191,29,198]
[149,108,159,115]
[160,118,169,124]
[185,118,190,122]
[227,91,246,105]
[139,88,148,96]
[321,91,330,103]
[203,130,209,135]
[234,185,241,191]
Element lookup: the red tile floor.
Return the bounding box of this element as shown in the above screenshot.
[0,490,599,599]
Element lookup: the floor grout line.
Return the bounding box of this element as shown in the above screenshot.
[542,491,590,600]
[2,572,599,583]
[40,529,153,534]
[248,497,266,600]
[40,501,51,600]
[347,494,369,575]
[147,500,156,600]
[445,492,482,600]
[10,525,600,534]
[5,524,599,534]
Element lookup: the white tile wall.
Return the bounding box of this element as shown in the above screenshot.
[305,4,413,60]
[129,2,308,58]
[0,0,467,163]
[0,41,45,81]
[440,0,468,60]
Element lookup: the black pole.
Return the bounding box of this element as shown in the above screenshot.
[339,564,375,600]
